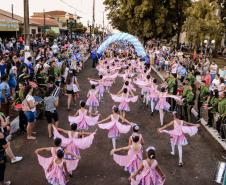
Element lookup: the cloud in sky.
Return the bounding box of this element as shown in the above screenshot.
[0,0,110,28]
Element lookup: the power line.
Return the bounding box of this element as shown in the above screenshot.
[58,0,85,14]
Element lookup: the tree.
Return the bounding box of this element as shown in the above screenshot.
[104,0,191,44]
[183,0,224,49]
[45,29,58,44]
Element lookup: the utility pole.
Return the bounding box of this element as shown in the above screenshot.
[43,9,46,35]
[102,11,105,41]
[92,0,95,35]
[11,4,14,19]
[24,0,30,47]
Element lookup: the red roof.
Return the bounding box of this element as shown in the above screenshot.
[0,9,23,22]
[30,17,59,27]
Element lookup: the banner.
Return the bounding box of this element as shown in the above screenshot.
[0,19,19,31]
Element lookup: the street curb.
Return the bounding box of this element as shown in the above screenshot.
[151,65,226,151]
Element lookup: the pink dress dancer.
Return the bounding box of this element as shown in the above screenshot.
[86,88,99,114]
[68,109,99,130]
[46,158,68,185]
[155,92,181,125]
[53,127,96,158]
[89,79,105,100]
[161,120,198,146]
[37,147,78,178]
[131,160,165,185]
[159,117,199,166]
[155,93,170,111]
[113,144,143,174]
[98,114,131,138]
[111,94,138,112]
[102,72,118,91]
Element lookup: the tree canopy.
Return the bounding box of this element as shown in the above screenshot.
[104,0,191,43]
[183,0,224,49]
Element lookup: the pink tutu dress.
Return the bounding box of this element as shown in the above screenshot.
[37,146,78,178]
[89,80,105,98]
[147,85,159,101]
[98,114,131,138]
[86,90,99,107]
[102,73,118,88]
[68,109,99,130]
[131,160,165,185]
[113,144,143,174]
[46,159,68,185]
[111,94,138,112]
[155,93,170,111]
[53,127,96,158]
[161,120,198,146]
[133,79,149,95]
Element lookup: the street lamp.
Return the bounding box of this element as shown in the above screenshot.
[87,21,93,52]
[65,12,77,43]
[203,39,215,60]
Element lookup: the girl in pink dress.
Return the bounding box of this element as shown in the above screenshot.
[155,87,181,126]
[111,88,138,119]
[98,106,132,149]
[158,112,199,166]
[111,135,143,174]
[88,75,105,101]
[52,124,96,158]
[86,85,99,114]
[128,124,144,146]
[68,101,99,130]
[133,74,151,104]
[35,137,80,175]
[102,70,118,92]
[130,147,165,185]
[117,81,136,96]
[147,79,159,116]
[46,149,69,185]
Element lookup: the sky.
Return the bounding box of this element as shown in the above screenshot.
[0,0,112,30]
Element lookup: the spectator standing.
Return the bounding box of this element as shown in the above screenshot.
[44,88,59,138]
[209,61,218,82]
[0,132,10,185]
[0,76,10,116]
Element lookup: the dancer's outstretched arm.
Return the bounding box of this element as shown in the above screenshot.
[73,110,79,116]
[64,149,80,159]
[158,121,174,132]
[129,164,144,180]
[52,125,68,135]
[110,146,130,155]
[119,115,131,125]
[34,147,51,154]
[183,121,200,127]
[79,131,93,137]
[47,159,54,172]
[156,164,166,180]
[97,115,111,124]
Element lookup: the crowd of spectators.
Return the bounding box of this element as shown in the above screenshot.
[147,45,226,140]
[0,34,91,184]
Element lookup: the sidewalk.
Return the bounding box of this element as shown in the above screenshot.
[151,66,226,151]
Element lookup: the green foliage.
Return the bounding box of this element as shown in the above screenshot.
[183,0,224,49]
[72,22,87,33]
[45,29,57,38]
[104,0,191,43]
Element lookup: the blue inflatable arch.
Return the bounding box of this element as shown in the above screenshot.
[97,32,146,58]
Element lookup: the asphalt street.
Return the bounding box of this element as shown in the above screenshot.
[5,59,225,185]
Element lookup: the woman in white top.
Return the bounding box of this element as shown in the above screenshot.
[66,71,80,111]
[218,77,225,96]
[211,74,220,90]
[22,86,37,140]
